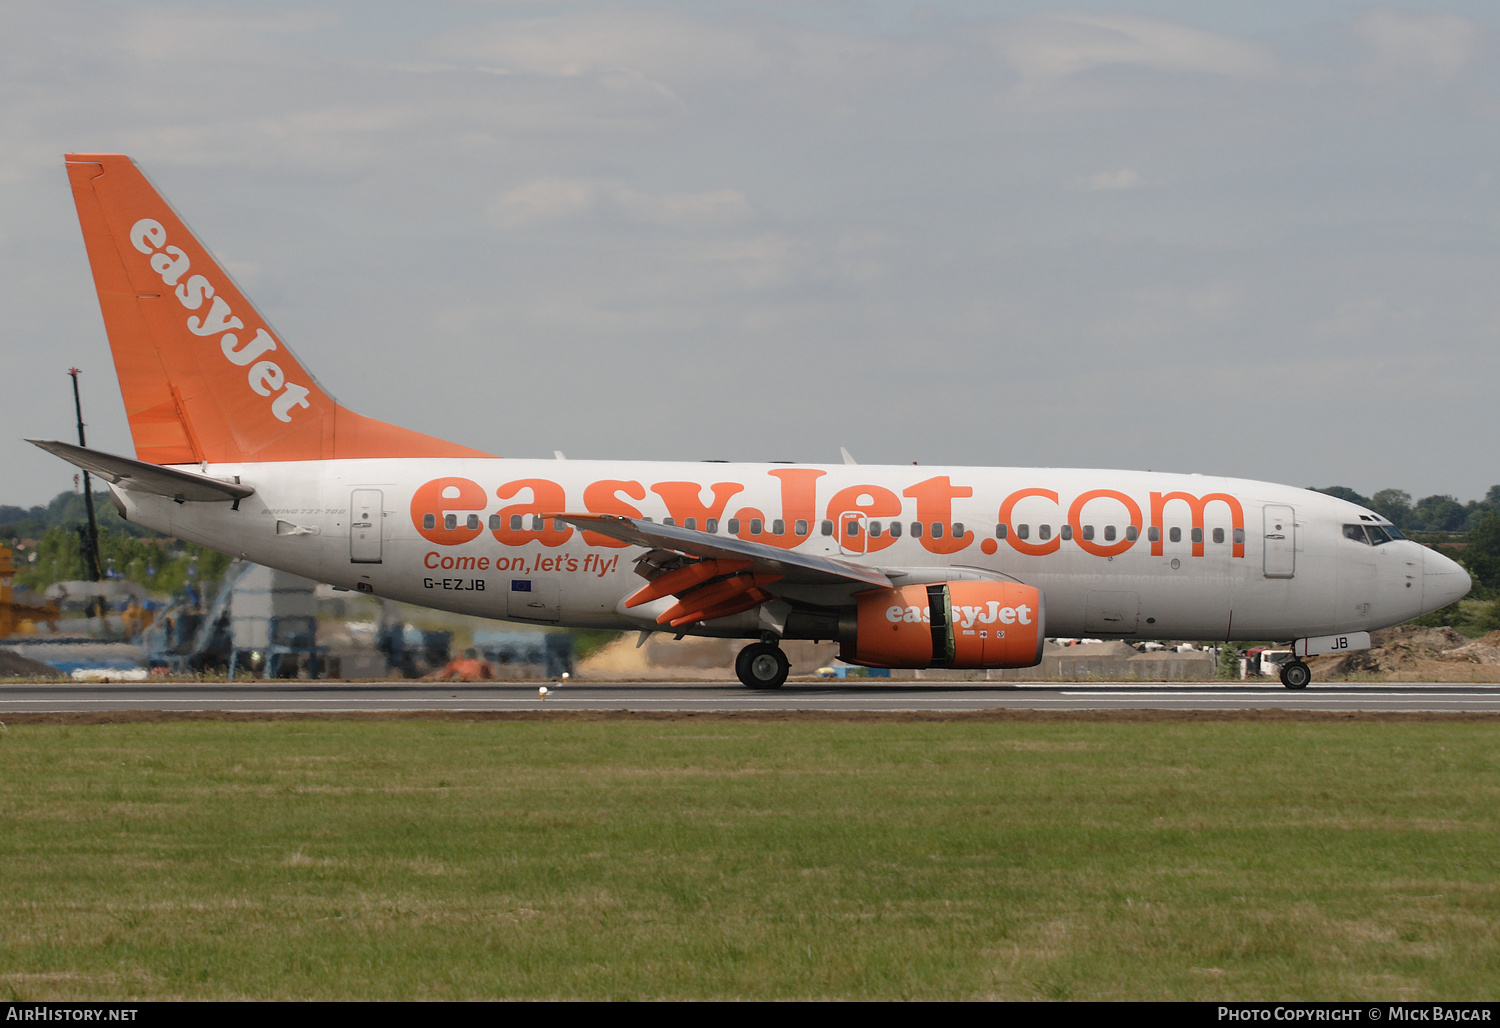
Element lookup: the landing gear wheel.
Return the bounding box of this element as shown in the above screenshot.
[1280,660,1311,690]
[736,642,790,689]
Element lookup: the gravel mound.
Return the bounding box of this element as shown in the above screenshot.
[0,648,64,679]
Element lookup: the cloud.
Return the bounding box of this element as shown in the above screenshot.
[488,178,755,230]
[115,7,340,66]
[426,11,770,86]
[1070,169,1147,192]
[1354,10,1483,81]
[993,14,1276,83]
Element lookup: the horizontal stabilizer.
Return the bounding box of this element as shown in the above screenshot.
[28,439,254,502]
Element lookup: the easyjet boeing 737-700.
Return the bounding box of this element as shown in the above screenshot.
[31,155,1472,688]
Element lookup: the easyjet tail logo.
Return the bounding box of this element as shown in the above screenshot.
[129,219,312,423]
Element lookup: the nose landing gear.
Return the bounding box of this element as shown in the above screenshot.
[736,641,790,689]
[1279,660,1311,689]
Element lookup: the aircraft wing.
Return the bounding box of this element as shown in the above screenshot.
[551,512,892,629]
[551,513,891,588]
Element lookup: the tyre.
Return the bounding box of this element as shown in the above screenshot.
[736,642,790,689]
[1280,660,1311,689]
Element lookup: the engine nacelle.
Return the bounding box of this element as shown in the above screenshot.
[839,581,1045,670]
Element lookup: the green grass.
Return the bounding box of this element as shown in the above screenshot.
[1,717,1498,1000]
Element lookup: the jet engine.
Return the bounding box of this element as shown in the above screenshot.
[839,581,1045,670]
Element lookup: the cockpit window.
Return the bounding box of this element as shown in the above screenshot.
[1345,523,1399,546]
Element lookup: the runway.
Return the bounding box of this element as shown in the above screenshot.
[4,680,1500,714]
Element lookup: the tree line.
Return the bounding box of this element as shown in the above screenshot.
[1312,485,1500,535]
[1,491,231,597]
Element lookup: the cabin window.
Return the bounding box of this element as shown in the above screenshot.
[1169,527,1181,543]
[444,514,457,531]
[488,514,500,531]
[1191,527,1204,544]
[1147,526,1159,543]
[869,521,883,538]
[728,519,741,534]
[1104,525,1116,542]
[1079,525,1091,541]
[953,522,965,537]
[931,522,944,539]
[663,517,675,527]
[794,520,808,536]
[684,518,696,531]
[1126,526,1138,541]
[1016,524,1029,540]
[466,514,480,531]
[911,522,923,538]
[750,518,763,535]
[424,513,436,530]
[509,514,522,531]
[846,520,861,537]
[1212,528,1225,544]
[996,524,1008,539]
[1061,525,1073,541]
[1233,528,1244,545]
[772,519,785,536]
[706,518,718,534]
[820,520,833,536]
[553,519,565,532]
[1038,524,1051,541]
[889,521,902,538]
[531,515,544,531]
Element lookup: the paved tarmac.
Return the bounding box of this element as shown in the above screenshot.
[4,680,1500,714]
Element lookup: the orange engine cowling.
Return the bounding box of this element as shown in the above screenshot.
[839,581,1045,670]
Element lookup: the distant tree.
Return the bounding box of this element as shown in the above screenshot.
[1461,511,1500,598]
[1314,486,1371,506]
[0,504,48,544]
[23,526,89,586]
[1411,494,1468,533]
[1409,600,1469,630]
[1370,489,1413,528]
[1216,644,1240,680]
[1473,600,1500,635]
[18,524,233,597]
[40,490,156,538]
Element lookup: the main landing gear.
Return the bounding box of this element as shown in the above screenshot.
[1279,660,1311,690]
[736,641,790,689]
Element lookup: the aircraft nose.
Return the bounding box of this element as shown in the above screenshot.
[1423,547,1472,611]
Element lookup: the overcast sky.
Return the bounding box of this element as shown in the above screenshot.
[4,1,1498,508]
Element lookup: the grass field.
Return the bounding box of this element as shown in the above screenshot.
[1,714,1497,1000]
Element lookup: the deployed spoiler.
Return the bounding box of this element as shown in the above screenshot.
[28,439,254,503]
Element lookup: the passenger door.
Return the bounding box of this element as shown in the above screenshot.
[1263,504,1295,579]
[350,489,383,564]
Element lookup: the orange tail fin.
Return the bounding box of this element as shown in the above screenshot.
[65,154,493,465]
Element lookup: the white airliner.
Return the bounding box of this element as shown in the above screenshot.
[33,154,1471,689]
